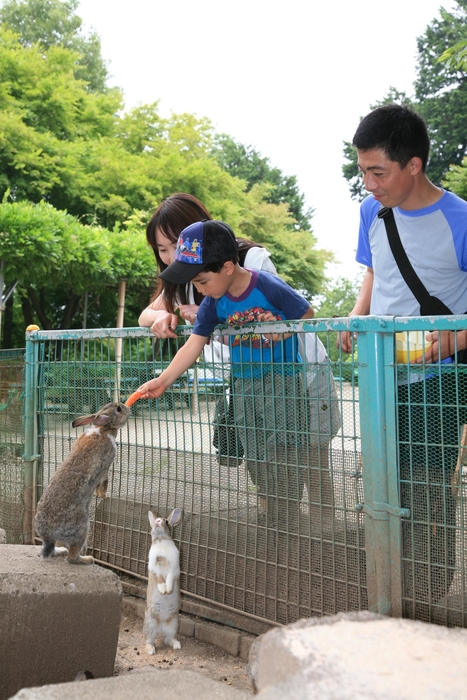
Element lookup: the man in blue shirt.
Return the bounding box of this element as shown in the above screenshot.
[341,104,467,621]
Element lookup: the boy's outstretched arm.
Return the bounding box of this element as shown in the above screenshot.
[137,334,208,399]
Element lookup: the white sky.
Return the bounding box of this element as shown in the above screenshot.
[76,0,456,284]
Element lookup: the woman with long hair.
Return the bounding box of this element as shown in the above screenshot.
[138,193,275,336]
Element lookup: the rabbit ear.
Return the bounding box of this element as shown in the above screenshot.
[72,414,97,428]
[93,413,110,426]
[148,511,156,528]
[167,508,182,527]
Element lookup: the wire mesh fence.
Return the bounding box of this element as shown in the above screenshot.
[24,323,365,626]
[395,349,467,626]
[0,349,25,545]
[3,316,467,628]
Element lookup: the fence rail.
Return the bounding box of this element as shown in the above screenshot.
[1,315,467,628]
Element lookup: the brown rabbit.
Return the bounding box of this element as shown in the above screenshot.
[35,402,130,565]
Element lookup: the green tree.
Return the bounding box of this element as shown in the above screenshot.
[212,134,312,230]
[435,16,467,202]
[233,184,329,298]
[0,26,123,215]
[343,2,467,198]
[0,0,109,91]
[438,38,467,71]
[415,1,467,185]
[0,5,332,341]
[442,156,467,199]
[313,275,361,361]
[0,200,155,335]
[314,276,360,320]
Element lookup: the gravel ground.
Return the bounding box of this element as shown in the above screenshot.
[114,597,254,695]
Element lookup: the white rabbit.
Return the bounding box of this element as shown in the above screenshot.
[34,402,130,564]
[144,508,182,653]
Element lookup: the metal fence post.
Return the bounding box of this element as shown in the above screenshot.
[23,329,40,544]
[356,318,404,616]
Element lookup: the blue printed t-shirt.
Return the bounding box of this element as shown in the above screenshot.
[193,269,310,378]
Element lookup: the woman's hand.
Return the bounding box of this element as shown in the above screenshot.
[147,310,179,338]
[177,304,199,324]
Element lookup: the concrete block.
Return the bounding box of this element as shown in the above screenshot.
[254,611,467,700]
[179,616,195,638]
[121,595,145,620]
[195,621,240,656]
[239,635,255,661]
[247,634,262,692]
[9,669,251,700]
[0,545,122,700]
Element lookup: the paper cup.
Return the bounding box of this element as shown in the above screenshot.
[396,331,432,363]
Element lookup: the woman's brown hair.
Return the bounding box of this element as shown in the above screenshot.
[146,193,266,312]
[146,193,212,312]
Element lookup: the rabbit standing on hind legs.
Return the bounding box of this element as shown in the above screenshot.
[144,508,182,653]
[34,402,130,565]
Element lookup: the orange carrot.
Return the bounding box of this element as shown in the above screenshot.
[125,390,144,407]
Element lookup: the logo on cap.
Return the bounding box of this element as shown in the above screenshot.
[174,222,204,266]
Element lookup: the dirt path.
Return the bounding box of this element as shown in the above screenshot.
[114,598,254,695]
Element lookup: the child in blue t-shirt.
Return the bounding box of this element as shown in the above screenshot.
[137,219,315,526]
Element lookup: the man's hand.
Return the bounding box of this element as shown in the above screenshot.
[414,330,467,363]
[336,268,373,353]
[337,330,355,354]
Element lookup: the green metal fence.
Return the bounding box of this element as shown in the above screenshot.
[0,349,25,545]
[7,315,467,628]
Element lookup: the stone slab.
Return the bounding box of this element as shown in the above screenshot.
[195,620,240,657]
[254,611,467,700]
[239,635,254,662]
[9,669,251,700]
[0,545,122,700]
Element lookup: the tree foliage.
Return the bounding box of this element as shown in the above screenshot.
[313,275,361,361]
[442,154,467,200]
[0,0,333,344]
[415,1,467,186]
[0,199,155,332]
[342,1,467,198]
[0,0,109,90]
[438,38,467,72]
[212,134,313,230]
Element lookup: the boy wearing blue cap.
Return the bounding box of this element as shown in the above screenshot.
[138,219,315,527]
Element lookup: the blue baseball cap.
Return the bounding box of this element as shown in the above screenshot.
[158,220,238,285]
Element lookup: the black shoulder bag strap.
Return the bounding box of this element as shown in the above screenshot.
[377,206,453,316]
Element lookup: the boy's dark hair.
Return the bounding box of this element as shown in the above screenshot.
[203,258,238,274]
[352,104,430,170]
